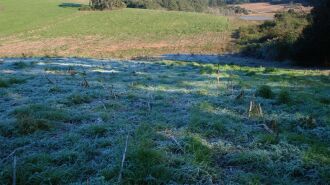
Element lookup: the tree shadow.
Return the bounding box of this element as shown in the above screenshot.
[160,53,330,70]
[58,3,83,8]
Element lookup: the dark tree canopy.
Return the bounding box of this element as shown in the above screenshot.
[294,0,330,66]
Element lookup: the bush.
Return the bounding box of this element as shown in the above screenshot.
[238,11,309,61]
[256,85,274,99]
[124,0,208,12]
[90,0,126,10]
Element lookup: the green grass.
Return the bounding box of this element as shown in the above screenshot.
[0,0,231,58]
[0,0,78,37]
[0,0,229,40]
[0,57,329,184]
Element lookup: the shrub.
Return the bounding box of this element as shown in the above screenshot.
[90,0,126,10]
[238,11,309,61]
[256,85,274,99]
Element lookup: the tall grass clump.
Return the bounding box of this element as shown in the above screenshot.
[12,104,70,134]
[0,78,9,88]
[277,89,291,104]
[118,124,172,184]
[189,102,229,138]
[66,93,94,105]
[184,135,212,165]
[256,85,274,99]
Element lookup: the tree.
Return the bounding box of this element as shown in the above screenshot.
[294,0,330,66]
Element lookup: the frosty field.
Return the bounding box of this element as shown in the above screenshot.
[0,57,329,184]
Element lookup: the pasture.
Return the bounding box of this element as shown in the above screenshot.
[0,0,232,58]
[0,57,329,184]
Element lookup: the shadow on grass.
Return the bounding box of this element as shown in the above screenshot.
[58,3,83,8]
[160,54,330,70]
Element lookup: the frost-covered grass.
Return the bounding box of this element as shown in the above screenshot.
[0,57,329,184]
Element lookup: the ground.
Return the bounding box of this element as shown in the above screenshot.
[0,57,329,184]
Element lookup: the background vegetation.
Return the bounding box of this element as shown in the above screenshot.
[237,0,330,66]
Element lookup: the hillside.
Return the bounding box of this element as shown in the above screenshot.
[0,0,235,58]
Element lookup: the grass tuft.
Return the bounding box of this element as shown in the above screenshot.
[184,135,212,164]
[0,79,9,88]
[66,93,94,105]
[256,85,274,99]
[277,89,291,104]
[12,104,70,134]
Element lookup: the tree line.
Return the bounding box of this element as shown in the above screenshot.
[89,0,310,11]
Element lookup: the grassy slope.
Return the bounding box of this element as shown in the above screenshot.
[0,58,329,184]
[0,0,232,58]
[0,0,77,36]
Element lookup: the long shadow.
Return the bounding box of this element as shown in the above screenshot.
[160,54,330,70]
[58,3,83,8]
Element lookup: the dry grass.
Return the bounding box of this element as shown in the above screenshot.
[237,2,312,18]
[0,31,234,59]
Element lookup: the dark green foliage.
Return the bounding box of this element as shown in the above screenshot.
[256,85,274,99]
[0,153,77,185]
[0,77,25,88]
[277,89,291,104]
[121,124,172,184]
[0,78,9,88]
[294,0,330,66]
[7,77,26,84]
[0,122,15,137]
[238,11,308,61]
[66,93,93,105]
[319,97,330,105]
[90,0,126,10]
[124,0,209,12]
[12,61,29,69]
[82,124,108,136]
[12,104,70,134]
[184,135,212,164]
